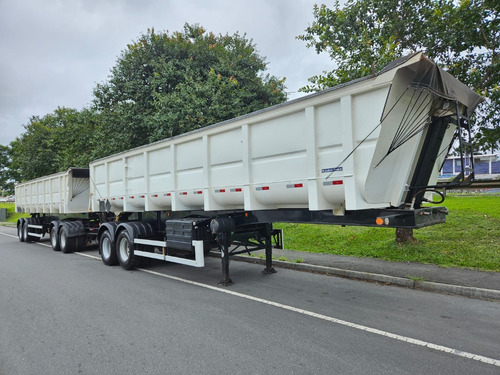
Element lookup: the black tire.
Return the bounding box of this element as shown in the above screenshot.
[116,231,141,270]
[23,221,34,243]
[17,220,25,242]
[59,226,75,253]
[74,236,84,251]
[50,227,61,251]
[99,230,118,266]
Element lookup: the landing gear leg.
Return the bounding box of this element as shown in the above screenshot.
[218,232,233,286]
[263,223,276,275]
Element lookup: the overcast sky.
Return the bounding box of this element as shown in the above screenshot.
[0,0,336,147]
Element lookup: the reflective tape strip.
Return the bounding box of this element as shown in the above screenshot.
[323,180,343,186]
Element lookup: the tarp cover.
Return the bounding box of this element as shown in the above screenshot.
[382,53,484,112]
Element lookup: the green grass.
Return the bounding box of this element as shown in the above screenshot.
[275,195,500,272]
[0,203,29,224]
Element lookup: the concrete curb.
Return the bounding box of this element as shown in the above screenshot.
[229,255,500,301]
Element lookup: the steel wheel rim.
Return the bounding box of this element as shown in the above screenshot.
[51,230,57,247]
[102,237,112,259]
[60,232,67,248]
[119,237,129,261]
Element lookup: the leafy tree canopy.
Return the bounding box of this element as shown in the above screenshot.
[298,0,499,152]
[0,145,14,193]
[93,23,287,154]
[9,23,286,181]
[9,107,101,181]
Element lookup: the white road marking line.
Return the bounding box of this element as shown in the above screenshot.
[35,240,101,261]
[2,231,499,367]
[137,268,500,368]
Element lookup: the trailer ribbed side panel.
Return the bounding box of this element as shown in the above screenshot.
[15,169,90,214]
[89,53,440,214]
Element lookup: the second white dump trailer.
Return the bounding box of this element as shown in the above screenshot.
[15,53,483,284]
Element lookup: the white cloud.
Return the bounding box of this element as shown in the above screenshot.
[0,0,334,146]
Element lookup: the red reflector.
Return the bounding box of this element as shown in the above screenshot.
[294,183,303,188]
[153,194,158,198]
[130,196,134,199]
[262,186,270,190]
[196,191,203,195]
[219,189,226,193]
[112,198,116,200]
[166,193,171,197]
[235,188,242,192]
[332,180,343,185]
[181,192,187,196]
[120,197,124,200]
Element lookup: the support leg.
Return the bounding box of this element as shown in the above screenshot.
[218,232,234,286]
[262,223,276,275]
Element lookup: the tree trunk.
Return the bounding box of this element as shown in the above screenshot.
[395,228,416,244]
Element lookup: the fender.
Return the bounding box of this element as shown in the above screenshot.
[97,222,120,244]
[51,220,62,235]
[60,221,86,238]
[116,220,157,240]
[17,218,25,229]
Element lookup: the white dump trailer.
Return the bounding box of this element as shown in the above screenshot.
[15,53,483,284]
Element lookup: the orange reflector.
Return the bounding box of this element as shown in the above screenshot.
[376,217,384,226]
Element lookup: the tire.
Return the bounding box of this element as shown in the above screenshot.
[23,221,33,243]
[74,236,84,251]
[59,226,75,253]
[100,230,118,266]
[116,231,141,270]
[50,227,61,251]
[17,220,25,242]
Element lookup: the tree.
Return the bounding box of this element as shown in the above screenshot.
[93,23,287,154]
[9,107,101,181]
[298,0,499,152]
[0,145,14,195]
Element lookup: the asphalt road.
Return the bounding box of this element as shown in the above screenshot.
[1,226,499,375]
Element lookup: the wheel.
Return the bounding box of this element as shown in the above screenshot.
[116,231,141,270]
[17,220,25,242]
[59,226,75,253]
[50,227,61,251]
[99,230,118,266]
[23,221,33,243]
